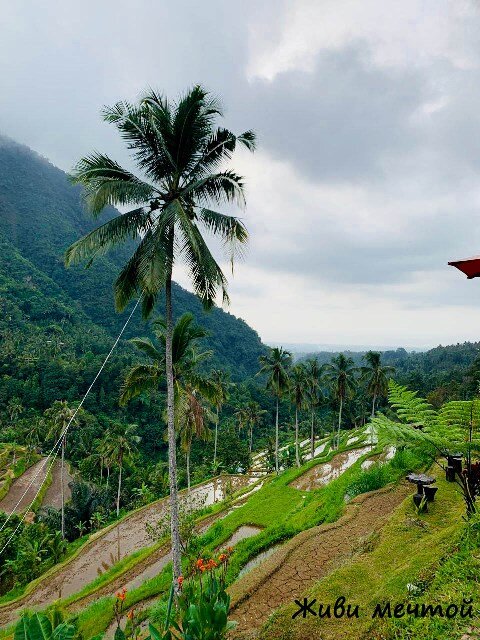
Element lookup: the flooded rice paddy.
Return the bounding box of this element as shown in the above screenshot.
[290,446,372,491]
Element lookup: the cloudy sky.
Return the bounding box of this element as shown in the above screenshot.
[2,0,480,349]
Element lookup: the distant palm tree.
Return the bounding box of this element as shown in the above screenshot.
[94,435,113,486]
[235,401,266,453]
[25,417,46,453]
[361,351,395,417]
[102,423,140,517]
[177,380,212,491]
[210,370,232,466]
[324,354,357,449]
[7,398,24,424]
[257,347,292,474]
[44,401,81,538]
[304,358,323,459]
[65,86,255,587]
[289,365,308,467]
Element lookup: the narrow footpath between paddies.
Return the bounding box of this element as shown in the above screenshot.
[228,481,411,639]
[0,474,254,628]
[239,471,463,640]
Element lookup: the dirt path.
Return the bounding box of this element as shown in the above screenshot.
[228,482,410,639]
[0,474,254,627]
[0,459,48,514]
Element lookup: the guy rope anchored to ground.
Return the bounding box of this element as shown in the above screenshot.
[0,296,142,557]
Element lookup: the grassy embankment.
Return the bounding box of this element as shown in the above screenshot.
[259,469,470,640]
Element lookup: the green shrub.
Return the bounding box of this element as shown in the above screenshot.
[347,465,394,497]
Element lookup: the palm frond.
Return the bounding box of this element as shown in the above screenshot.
[172,85,223,173]
[71,153,156,215]
[119,364,162,405]
[197,207,248,269]
[65,207,149,267]
[183,170,247,208]
[101,101,173,183]
[129,338,164,363]
[175,200,229,308]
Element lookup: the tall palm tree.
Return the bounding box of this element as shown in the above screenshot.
[360,351,395,417]
[44,401,81,538]
[290,365,308,467]
[304,358,323,459]
[324,354,357,449]
[102,423,140,517]
[120,313,215,490]
[65,86,255,585]
[257,347,292,474]
[210,370,231,466]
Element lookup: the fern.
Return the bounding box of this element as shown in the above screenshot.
[388,380,437,427]
[373,381,480,456]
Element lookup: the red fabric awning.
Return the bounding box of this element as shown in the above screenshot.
[448,256,480,279]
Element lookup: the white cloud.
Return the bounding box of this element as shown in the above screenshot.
[247,0,478,81]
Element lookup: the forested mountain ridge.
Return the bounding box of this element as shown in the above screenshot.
[299,341,480,402]
[0,134,266,380]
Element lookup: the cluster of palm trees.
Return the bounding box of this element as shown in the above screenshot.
[258,349,394,473]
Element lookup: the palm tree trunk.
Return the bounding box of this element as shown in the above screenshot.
[371,391,377,418]
[186,449,191,492]
[295,407,300,467]
[213,406,219,466]
[165,273,182,591]
[116,457,122,517]
[106,466,110,489]
[275,397,279,475]
[337,396,343,449]
[61,437,65,539]
[310,410,315,459]
[249,424,253,453]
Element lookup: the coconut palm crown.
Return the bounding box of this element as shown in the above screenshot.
[65,85,255,317]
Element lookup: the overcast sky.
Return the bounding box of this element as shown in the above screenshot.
[2,0,480,349]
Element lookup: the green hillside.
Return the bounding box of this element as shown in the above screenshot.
[0,135,266,380]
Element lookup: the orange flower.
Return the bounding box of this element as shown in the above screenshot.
[227,547,234,554]
[115,587,127,601]
[196,558,205,569]
[219,553,228,563]
[178,576,184,588]
[206,559,218,570]
[127,609,135,620]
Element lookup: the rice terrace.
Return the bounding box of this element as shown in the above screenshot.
[2,3,480,640]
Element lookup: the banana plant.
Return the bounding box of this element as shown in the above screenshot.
[14,612,75,640]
